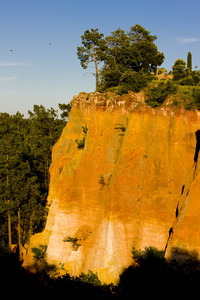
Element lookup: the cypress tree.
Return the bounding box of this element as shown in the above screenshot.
[187,51,192,71]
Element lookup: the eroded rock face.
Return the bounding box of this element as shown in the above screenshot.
[24,92,200,284]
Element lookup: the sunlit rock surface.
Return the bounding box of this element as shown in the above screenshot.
[24,91,200,284]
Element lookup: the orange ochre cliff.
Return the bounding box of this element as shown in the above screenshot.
[24,91,200,284]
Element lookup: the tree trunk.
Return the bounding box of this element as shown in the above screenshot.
[8,208,11,250]
[7,155,12,250]
[29,213,33,239]
[92,41,98,91]
[18,207,22,261]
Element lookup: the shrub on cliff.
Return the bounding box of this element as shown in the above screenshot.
[192,88,200,110]
[119,70,149,93]
[145,80,177,107]
[75,125,88,150]
[178,86,200,110]
[178,77,194,86]
[75,136,86,149]
[31,244,47,262]
[100,69,153,94]
[131,246,165,269]
[79,270,102,286]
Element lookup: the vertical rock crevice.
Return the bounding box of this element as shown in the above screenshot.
[165,129,200,256]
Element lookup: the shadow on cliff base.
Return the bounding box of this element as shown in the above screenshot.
[194,129,200,163]
[118,246,200,298]
[1,246,200,298]
[0,252,113,299]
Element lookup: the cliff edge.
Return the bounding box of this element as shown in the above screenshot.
[23,91,200,284]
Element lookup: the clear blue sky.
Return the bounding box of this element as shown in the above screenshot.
[1,0,200,116]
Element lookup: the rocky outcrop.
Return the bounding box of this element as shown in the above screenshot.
[23,91,200,284]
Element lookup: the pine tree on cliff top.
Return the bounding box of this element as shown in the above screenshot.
[77,25,165,93]
[77,28,105,91]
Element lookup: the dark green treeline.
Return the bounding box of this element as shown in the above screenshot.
[0,103,71,256]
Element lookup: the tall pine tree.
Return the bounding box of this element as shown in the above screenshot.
[77,28,105,91]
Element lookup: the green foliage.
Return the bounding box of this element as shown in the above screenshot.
[171,97,180,107]
[75,125,88,150]
[82,125,88,134]
[172,59,187,81]
[78,24,165,94]
[176,86,200,110]
[119,246,200,297]
[145,80,177,107]
[77,29,105,69]
[178,77,194,86]
[114,124,126,132]
[77,28,105,90]
[192,70,200,85]
[58,103,72,120]
[99,68,122,91]
[172,55,200,88]
[132,246,165,263]
[75,136,86,149]
[192,88,200,110]
[119,70,149,93]
[79,270,102,286]
[187,51,192,71]
[31,244,47,261]
[0,105,66,255]
[106,85,127,96]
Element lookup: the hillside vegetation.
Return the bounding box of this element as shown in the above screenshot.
[0,104,71,256]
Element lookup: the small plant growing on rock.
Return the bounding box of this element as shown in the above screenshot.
[75,136,86,149]
[79,270,101,286]
[31,244,47,262]
[75,125,88,150]
[82,125,88,134]
[63,236,81,251]
[99,175,106,188]
[114,124,126,132]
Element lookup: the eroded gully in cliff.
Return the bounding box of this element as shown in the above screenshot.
[164,129,200,254]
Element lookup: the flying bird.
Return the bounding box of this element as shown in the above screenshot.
[49,43,52,46]
[10,50,13,52]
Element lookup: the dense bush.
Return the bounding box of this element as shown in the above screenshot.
[119,70,149,93]
[180,87,200,110]
[118,246,200,298]
[145,80,177,107]
[179,77,194,86]
[100,68,122,90]
[192,88,200,110]
[79,270,102,286]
